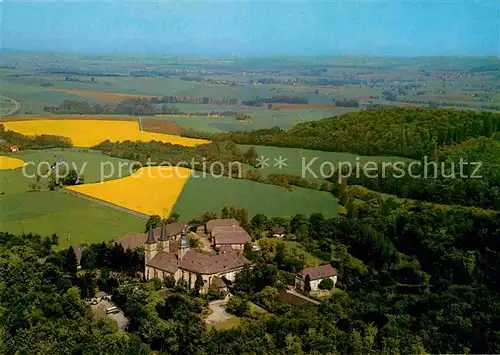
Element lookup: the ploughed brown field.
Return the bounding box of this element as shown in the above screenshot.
[141,118,183,135]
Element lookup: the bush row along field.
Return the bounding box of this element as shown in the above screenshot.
[2,118,208,147]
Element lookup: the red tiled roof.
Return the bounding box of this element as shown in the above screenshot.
[212,226,251,245]
[271,226,285,234]
[297,264,337,281]
[179,250,250,274]
[147,249,250,275]
[206,219,239,233]
[147,251,179,274]
[211,276,227,288]
[116,232,146,250]
[154,222,185,239]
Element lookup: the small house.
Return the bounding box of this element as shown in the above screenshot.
[295,264,338,292]
[212,225,251,251]
[271,226,285,238]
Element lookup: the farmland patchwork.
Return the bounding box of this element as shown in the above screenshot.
[3,119,208,147]
[66,166,191,217]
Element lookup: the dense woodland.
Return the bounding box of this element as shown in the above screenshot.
[348,136,500,210]
[0,124,72,151]
[1,193,499,354]
[186,108,500,158]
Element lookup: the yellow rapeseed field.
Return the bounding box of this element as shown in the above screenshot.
[66,166,191,217]
[0,156,26,170]
[3,119,208,147]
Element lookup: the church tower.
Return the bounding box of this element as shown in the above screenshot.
[178,234,190,260]
[144,226,157,267]
[158,223,169,252]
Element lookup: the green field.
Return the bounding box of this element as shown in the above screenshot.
[158,107,353,132]
[172,174,341,220]
[239,144,413,180]
[0,190,144,249]
[0,148,136,195]
[0,148,144,249]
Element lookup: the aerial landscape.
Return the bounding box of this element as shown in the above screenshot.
[0,1,499,354]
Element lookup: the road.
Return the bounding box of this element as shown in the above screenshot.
[204,299,232,325]
[0,95,21,117]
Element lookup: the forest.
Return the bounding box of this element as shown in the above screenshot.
[1,191,499,354]
[186,108,500,159]
[348,136,500,210]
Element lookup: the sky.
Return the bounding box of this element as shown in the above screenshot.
[1,1,499,57]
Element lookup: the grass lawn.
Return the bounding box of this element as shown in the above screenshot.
[259,237,324,267]
[209,315,241,331]
[0,148,136,195]
[0,190,144,249]
[172,174,341,221]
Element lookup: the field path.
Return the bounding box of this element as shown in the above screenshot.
[63,189,149,220]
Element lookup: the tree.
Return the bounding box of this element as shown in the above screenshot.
[226,296,249,317]
[251,213,270,232]
[221,206,230,219]
[290,214,308,238]
[304,274,311,294]
[193,274,204,296]
[167,212,180,223]
[63,246,78,274]
[62,169,82,186]
[175,278,188,293]
[145,215,162,232]
[164,274,176,289]
[201,211,217,223]
[243,146,259,166]
[80,248,97,269]
[318,278,334,290]
[309,213,326,240]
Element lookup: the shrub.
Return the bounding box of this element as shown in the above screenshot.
[318,278,334,290]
